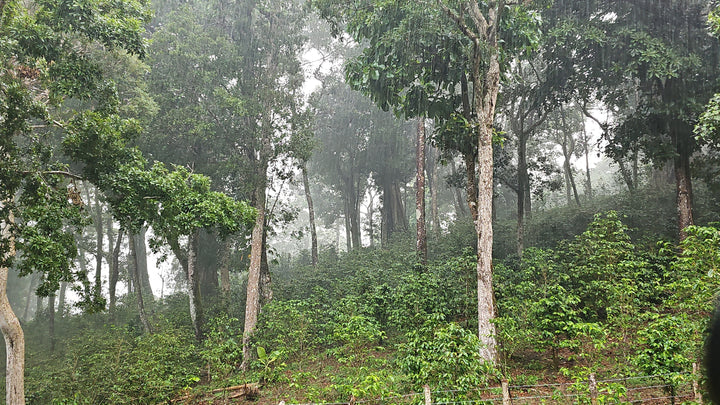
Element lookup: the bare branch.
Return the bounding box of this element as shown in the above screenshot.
[23,170,82,180]
[467,1,488,38]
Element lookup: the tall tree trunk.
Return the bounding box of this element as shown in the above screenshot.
[129,233,152,335]
[1,211,25,405]
[22,274,37,321]
[675,131,694,240]
[241,154,268,371]
[381,180,408,247]
[34,294,43,321]
[108,228,123,312]
[416,117,427,264]
[449,158,468,218]
[581,120,593,199]
[443,0,504,363]
[343,196,352,252]
[301,164,318,267]
[186,229,203,340]
[517,131,528,257]
[48,294,55,353]
[367,189,376,247]
[428,145,440,235]
[57,282,67,318]
[89,189,104,301]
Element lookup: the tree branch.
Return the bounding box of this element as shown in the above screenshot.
[438,0,480,44]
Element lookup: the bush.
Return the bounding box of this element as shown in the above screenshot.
[396,316,496,398]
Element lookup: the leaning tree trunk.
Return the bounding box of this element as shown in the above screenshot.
[1,212,25,405]
[57,282,67,318]
[301,163,318,267]
[416,117,427,264]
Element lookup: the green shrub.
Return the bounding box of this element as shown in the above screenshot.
[199,315,243,381]
[396,316,496,398]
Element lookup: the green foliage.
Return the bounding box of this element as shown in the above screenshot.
[27,322,201,404]
[253,346,286,384]
[396,316,495,396]
[254,297,334,356]
[634,313,699,396]
[199,315,243,381]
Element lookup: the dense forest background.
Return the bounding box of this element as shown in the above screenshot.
[3,0,720,403]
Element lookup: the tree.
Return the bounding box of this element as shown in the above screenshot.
[0,0,150,400]
[313,0,541,363]
[544,0,720,240]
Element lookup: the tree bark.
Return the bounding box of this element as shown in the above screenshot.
[48,294,55,352]
[517,130,528,257]
[241,177,266,371]
[57,282,67,318]
[22,274,37,321]
[1,212,25,405]
[129,233,152,335]
[186,229,203,340]
[416,117,427,264]
[301,164,318,267]
[93,193,103,301]
[133,227,154,302]
[449,158,468,218]
[109,228,123,312]
[675,131,694,240]
[428,145,440,235]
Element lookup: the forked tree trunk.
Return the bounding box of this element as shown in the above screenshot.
[1,212,25,405]
[416,117,427,264]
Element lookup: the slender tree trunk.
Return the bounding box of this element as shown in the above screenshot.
[89,189,104,301]
[367,190,376,247]
[517,131,528,257]
[186,229,203,340]
[416,117,427,264]
[449,159,468,218]
[34,294,43,321]
[129,233,152,335]
[1,211,25,405]
[22,274,37,321]
[675,132,694,240]
[581,121,593,199]
[48,294,55,352]
[301,164,318,267]
[108,228,123,312]
[57,282,67,318]
[428,145,440,235]
[343,196,352,252]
